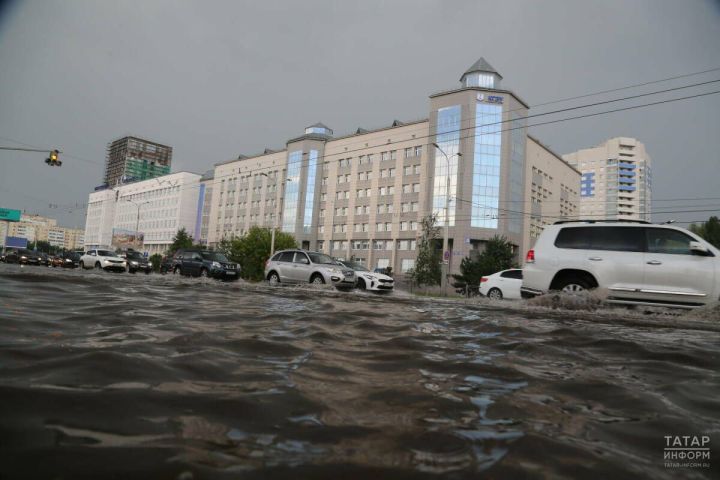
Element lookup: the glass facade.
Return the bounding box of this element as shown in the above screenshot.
[471,103,503,228]
[464,73,496,89]
[282,150,302,232]
[303,150,319,233]
[432,105,461,227]
[508,111,525,233]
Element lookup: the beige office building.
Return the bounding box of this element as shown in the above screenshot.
[524,136,580,250]
[207,58,579,275]
[563,137,652,221]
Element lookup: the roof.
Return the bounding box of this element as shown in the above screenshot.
[461,57,502,80]
[527,134,582,175]
[308,122,332,130]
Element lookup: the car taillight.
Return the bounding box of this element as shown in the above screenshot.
[480,277,488,283]
[526,249,535,263]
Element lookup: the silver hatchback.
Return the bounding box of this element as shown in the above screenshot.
[264,250,356,290]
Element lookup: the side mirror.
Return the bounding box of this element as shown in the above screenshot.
[690,241,710,255]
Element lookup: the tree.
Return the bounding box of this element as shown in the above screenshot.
[149,253,163,272]
[221,226,297,281]
[690,216,720,249]
[454,235,516,289]
[168,228,194,254]
[410,214,442,286]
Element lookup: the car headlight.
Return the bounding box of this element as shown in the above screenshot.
[130,261,138,265]
[366,275,377,280]
[20,256,27,260]
[210,261,220,268]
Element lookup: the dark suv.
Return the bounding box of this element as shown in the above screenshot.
[121,250,152,274]
[171,249,240,280]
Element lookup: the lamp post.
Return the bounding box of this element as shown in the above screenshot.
[433,142,462,296]
[261,173,292,256]
[124,199,150,248]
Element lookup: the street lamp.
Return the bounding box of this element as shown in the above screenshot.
[124,198,150,248]
[260,173,292,256]
[433,142,462,296]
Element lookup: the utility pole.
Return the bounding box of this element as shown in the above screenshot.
[433,142,462,296]
[261,173,292,256]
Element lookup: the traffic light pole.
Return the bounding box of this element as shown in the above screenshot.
[0,146,62,166]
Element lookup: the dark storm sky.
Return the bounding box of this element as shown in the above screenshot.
[1,0,719,228]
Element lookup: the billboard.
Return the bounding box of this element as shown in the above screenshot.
[111,228,144,250]
[5,236,28,249]
[0,208,21,222]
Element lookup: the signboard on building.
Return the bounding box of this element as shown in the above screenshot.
[0,208,21,222]
[111,228,144,250]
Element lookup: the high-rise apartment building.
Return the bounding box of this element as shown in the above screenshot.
[206,58,580,274]
[563,137,652,221]
[104,136,173,187]
[1,214,84,250]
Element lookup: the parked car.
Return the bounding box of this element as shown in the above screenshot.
[171,249,240,280]
[521,220,720,309]
[265,249,356,290]
[338,259,394,292]
[479,269,523,300]
[38,252,51,266]
[120,250,152,274]
[79,249,127,272]
[5,248,41,265]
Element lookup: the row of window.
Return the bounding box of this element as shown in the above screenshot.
[321,221,420,234]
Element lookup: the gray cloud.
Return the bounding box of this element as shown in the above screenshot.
[1,0,719,228]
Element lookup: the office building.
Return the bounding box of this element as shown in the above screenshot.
[104,136,173,187]
[84,172,202,254]
[563,137,652,221]
[524,135,580,249]
[207,57,579,275]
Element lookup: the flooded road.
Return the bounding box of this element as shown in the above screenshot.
[0,264,718,479]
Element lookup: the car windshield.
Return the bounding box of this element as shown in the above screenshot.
[343,261,369,272]
[97,250,115,256]
[201,252,229,262]
[308,252,337,265]
[126,252,143,260]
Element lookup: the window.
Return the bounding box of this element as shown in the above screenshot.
[554,227,644,252]
[646,228,695,255]
[401,258,415,273]
[278,251,295,262]
[412,184,420,193]
[402,184,411,194]
[390,150,397,160]
[381,151,389,162]
[500,269,523,280]
[405,147,412,158]
[389,168,396,177]
[415,145,422,157]
[293,252,310,264]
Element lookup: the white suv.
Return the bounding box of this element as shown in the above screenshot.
[264,249,356,290]
[79,249,127,272]
[521,221,720,309]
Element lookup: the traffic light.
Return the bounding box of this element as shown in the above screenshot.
[45,149,61,166]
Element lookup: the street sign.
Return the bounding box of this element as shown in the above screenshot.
[0,208,21,222]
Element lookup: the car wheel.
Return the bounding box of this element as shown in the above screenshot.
[79,261,84,269]
[200,268,209,278]
[311,274,325,285]
[487,288,503,300]
[357,278,367,290]
[145,270,151,275]
[557,276,591,294]
[268,272,280,284]
[95,262,102,270]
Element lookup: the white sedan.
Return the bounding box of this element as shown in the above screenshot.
[338,260,394,292]
[479,269,523,300]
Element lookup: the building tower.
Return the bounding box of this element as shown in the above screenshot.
[563,137,652,221]
[104,136,173,187]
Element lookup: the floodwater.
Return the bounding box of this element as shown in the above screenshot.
[0,264,718,479]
